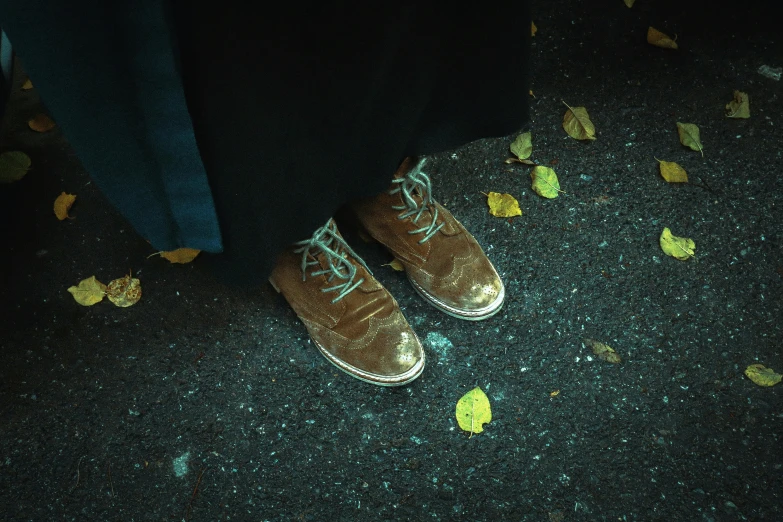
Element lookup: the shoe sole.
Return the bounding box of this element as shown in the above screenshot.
[407,275,505,321]
[310,332,426,387]
[270,278,426,386]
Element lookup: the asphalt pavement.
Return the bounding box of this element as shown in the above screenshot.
[2,1,781,520]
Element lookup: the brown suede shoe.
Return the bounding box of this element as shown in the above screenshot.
[269,219,425,386]
[352,157,505,321]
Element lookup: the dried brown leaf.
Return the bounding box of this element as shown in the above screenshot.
[159,248,201,264]
[106,274,142,308]
[647,27,678,49]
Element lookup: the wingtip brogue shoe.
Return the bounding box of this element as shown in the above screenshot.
[269,219,425,386]
[352,158,505,321]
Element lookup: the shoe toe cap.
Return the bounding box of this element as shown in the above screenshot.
[366,318,424,378]
[463,276,504,310]
[311,311,425,385]
[409,262,505,319]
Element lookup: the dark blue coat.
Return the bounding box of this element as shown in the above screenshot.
[0,3,531,284]
[0,2,223,252]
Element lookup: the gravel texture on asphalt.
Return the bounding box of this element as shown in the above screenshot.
[2,1,781,520]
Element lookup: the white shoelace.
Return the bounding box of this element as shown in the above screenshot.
[389,158,444,244]
[293,219,372,303]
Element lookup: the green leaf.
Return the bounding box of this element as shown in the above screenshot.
[676,122,704,156]
[0,151,32,183]
[510,132,533,160]
[531,165,561,199]
[744,364,782,387]
[659,227,695,261]
[725,90,750,119]
[455,387,492,435]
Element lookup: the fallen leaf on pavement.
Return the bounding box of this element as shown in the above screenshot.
[486,192,522,217]
[67,276,107,306]
[54,192,76,220]
[583,338,622,364]
[106,274,142,307]
[0,151,32,183]
[510,132,533,160]
[623,0,636,7]
[655,158,688,183]
[456,387,492,435]
[660,227,695,260]
[158,248,201,264]
[725,90,750,119]
[744,364,782,387]
[505,157,536,165]
[531,21,537,37]
[647,27,678,49]
[22,79,33,90]
[531,165,562,199]
[563,101,596,140]
[676,122,704,156]
[28,114,56,132]
[385,259,404,271]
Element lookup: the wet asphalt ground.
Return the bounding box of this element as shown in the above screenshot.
[1,1,782,520]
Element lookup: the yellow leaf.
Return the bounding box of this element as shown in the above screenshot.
[583,338,622,364]
[529,89,535,98]
[531,166,561,199]
[744,364,782,387]
[655,158,688,183]
[623,0,636,7]
[562,101,596,140]
[725,90,750,119]
[160,248,201,264]
[0,151,32,183]
[381,258,405,271]
[531,21,537,37]
[659,227,695,261]
[676,122,704,157]
[106,274,142,308]
[22,79,33,90]
[67,276,107,306]
[510,132,533,160]
[487,192,522,218]
[550,389,560,397]
[455,387,492,435]
[28,113,56,132]
[647,27,678,49]
[54,192,76,221]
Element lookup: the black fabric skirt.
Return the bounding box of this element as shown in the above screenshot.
[172,3,531,286]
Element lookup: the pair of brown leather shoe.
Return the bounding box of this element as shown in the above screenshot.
[269,157,504,386]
